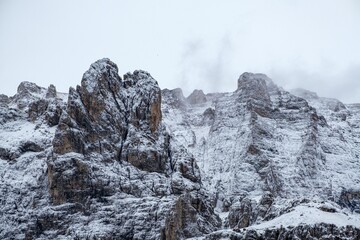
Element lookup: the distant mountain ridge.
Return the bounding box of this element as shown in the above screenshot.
[0,58,359,239]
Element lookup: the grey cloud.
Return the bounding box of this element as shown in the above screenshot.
[1,1,359,103]
[179,35,234,96]
[181,40,204,64]
[270,65,360,104]
[202,35,233,93]
[178,39,204,94]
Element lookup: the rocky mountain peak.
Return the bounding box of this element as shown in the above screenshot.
[53,58,161,157]
[86,57,118,74]
[123,70,155,87]
[48,59,206,237]
[0,94,9,106]
[17,81,42,95]
[45,84,57,99]
[80,58,120,96]
[161,88,187,109]
[8,82,64,126]
[170,88,185,100]
[12,81,45,109]
[237,72,275,98]
[237,72,274,88]
[187,89,207,105]
[1,59,360,239]
[235,72,275,118]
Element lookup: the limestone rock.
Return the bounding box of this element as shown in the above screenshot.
[228,198,254,229]
[44,99,64,126]
[164,192,221,239]
[255,192,274,220]
[46,84,57,99]
[339,189,360,213]
[0,94,8,106]
[12,81,43,109]
[28,99,49,121]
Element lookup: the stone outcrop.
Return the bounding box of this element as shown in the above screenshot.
[228,198,254,229]
[164,192,221,240]
[237,72,273,118]
[227,193,274,230]
[46,84,57,99]
[339,189,360,213]
[0,94,8,106]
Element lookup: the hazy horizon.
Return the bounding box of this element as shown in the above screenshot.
[1,0,360,103]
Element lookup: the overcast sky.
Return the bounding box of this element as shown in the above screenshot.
[1,0,360,103]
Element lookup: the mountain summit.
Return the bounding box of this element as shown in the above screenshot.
[1,59,360,239]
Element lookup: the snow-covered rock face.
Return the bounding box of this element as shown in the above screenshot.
[2,58,216,239]
[1,61,360,239]
[162,72,360,238]
[0,81,67,239]
[49,59,201,206]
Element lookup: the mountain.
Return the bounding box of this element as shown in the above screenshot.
[0,58,359,239]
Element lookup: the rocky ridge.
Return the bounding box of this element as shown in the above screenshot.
[0,59,359,239]
[0,59,219,239]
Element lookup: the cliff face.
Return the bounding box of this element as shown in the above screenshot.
[0,59,219,239]
[162,72,360,238]
[0,59,360,239]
